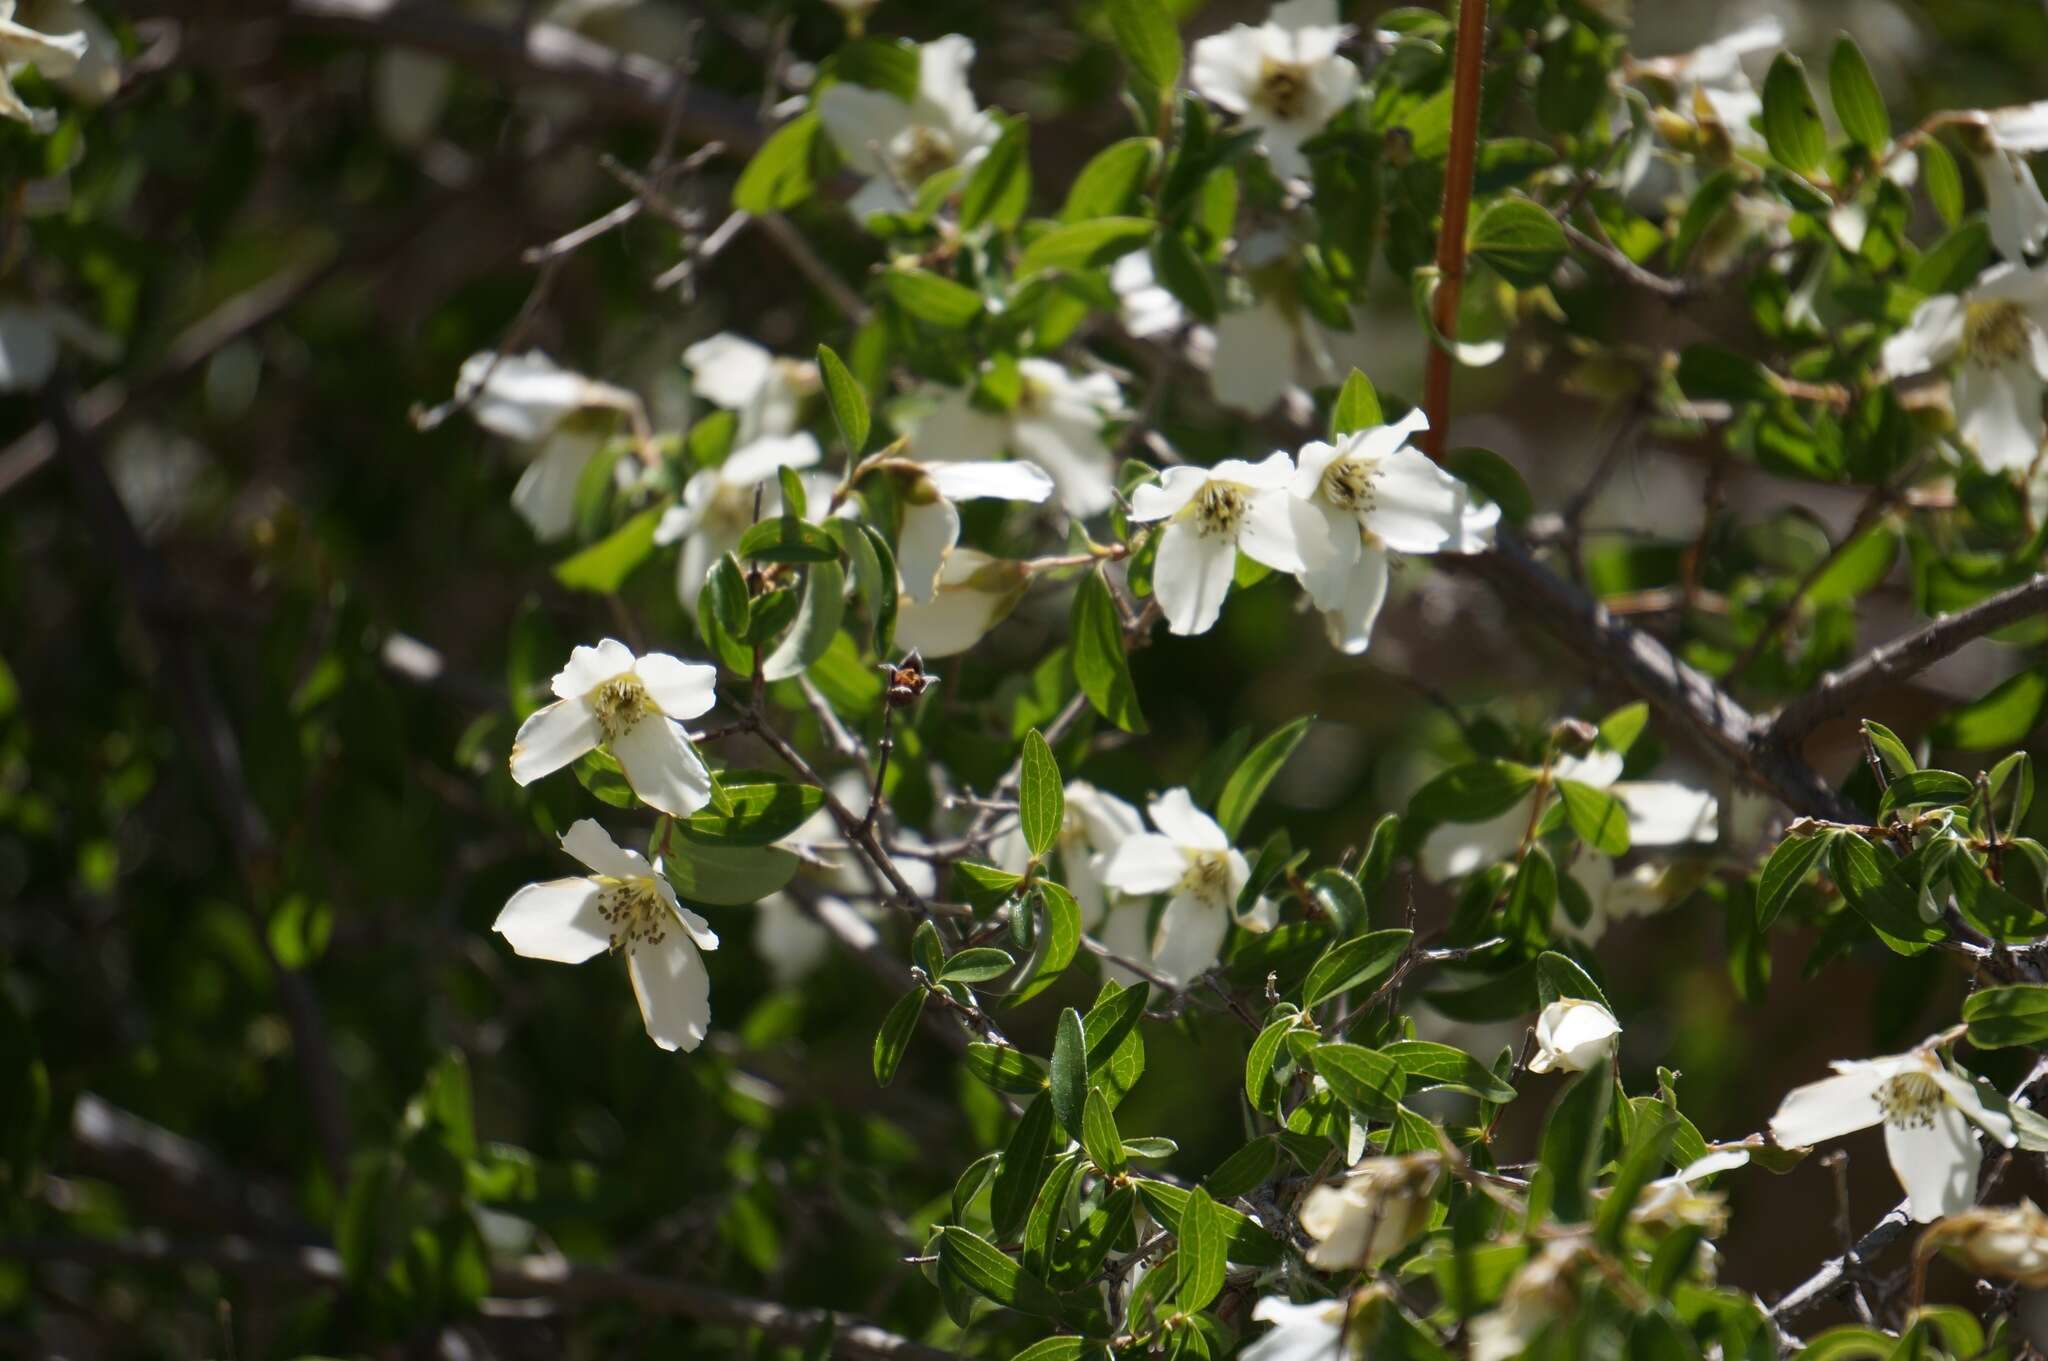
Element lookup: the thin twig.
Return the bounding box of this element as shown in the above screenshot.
[1417,0,1489,458]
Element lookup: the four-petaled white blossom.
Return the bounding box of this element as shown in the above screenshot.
[510,639,719,818]
[1129,452,1317,637]
[1527,997,1621,1074]
[1190,0,1359,182]
[456,350,644,540]
[1419,746,1718,882]
[897,459,1056,603]
[1290,409,1499,654]
[683,332,817,445]
[816,35,999,221]
[0,0,86,132]
[494,819,720,1052]
[1883,262,2048,475]
[1240,1295,1356,1361]
[894,548,1031,658]
[1769,1041,2017,1222]
[1098,788,1256,986]
[910,360,1123,518]
[1298,1151,1442,1270]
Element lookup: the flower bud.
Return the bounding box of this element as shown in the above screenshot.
[1918,1200,2048,1287]
[1527,998,1621,1075]
[1298,1151,1443,1270]
[893,550,1029,658]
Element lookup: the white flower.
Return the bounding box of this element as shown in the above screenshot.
[1419,747,1718,881]
[1241,1295,1354,1361]
[0,1,87,132]
[751,891,880,987]
[1289,409,1499,654]
[493,819,719,1052]
[509,639,718,818]
[1298,1152,1442,1270]
[1920,1199,2048,1286]
[655,433,823,610]
[1111,251,1187,340]
[1637,17,1781,154]
[19,0,113,105]
[896,459,1056,603]
[816,34,999,221]
[1468,1240,1580,1361]
[909,361,1123,518]
[894,548,1030,658]
[1098,788,1254,986]
[1769,1042,2017,1223]
[683,332,816,445]
[1883,263,2048,475]
[1190,0,1359,182]
[1128,452,1316,636]
[1958,105,2048,262]
[456,350,643,540]
[1555,855,1683,946]
[1527,998,1620,1075]
[992,780,1146,928]
[1209,290,1336,415]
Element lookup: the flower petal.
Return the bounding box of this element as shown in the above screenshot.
[551,639,638,700]
[510,431,602,541]
[1152,519,1238,636]
[682,332,773,410]
[494,877,610,963]
[1311,546,1390,656]
[628,934,713,1052]
[1955,358,2045,474]
[1189,28,1261,114]
[1128,465,1210,522]
[509,699,601,786]
[1366,447,1501,555]
[1769,1067,1887,1147]
[910,385,1010,462]
[1150,890,1229,985]
[1881,294,1965,378]
[634,653,719,722]
[816,82,910,177]
[1885,1100,1983,1222]
[611,716,714,818]
[1418,796,1533,881]
[1100,833,1190,896]
[721,432,822,488]
[924,458,1056,504]
[1148,787,1230,852]
[1210,301,1301,414]
[1238,490,1314,574]
[1614,780,1718,846]
[560,818,645,879]
[897,496,962,605]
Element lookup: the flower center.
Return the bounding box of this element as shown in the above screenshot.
[1189,481,1249,539]
[1177,849,1234,907]
[1875,1070,1946,1129]
[890,124,958,187]
[1320,454,1379,512]
[1965,300,2032,364]
[594,875,673,954]
[1255,58,1311,121]
[589,674,656,743]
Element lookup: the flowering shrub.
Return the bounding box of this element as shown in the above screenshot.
[13,3,2048,1360]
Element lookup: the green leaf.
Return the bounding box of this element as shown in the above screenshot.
[674,779,825,847]
[1533,1060,1611,1225]
[1535,950,1610,1012]
[1877,769,1973,820]
[1245,1014,1299,1117]
[822,38,921,100]
[1827,834,1945,952]
[873,988,925,1086]
[1203,1135,1280,1201]
[738,515,841,564]
[1443,447,1534,526]
[1010,1337,1088,1361]
[965,1043,1050,1094]
[1597,702,1650,756]
[1176,1186,1227,1312]
[1383,1040,1518,1103]
[1081,1086,1125,1173]
[1022,1152,1081,1280]
[1677,343,1778,403]
[1828,37,1889,151]
[1863,720,1918,778]
[1082,981,1149,1075]
[1595,1106,1676,1249]
[960,117,1030,231]
[1018,217,1155,275]
[1757,831,1833,928]
[733,111,825,213]
[1536,20,1607,134]
[553,507,662,594]
[661,842,799,905]
[1408,761,1540,826]
[1071,570,1146,733]
[884,268,985,328]
[990,1093,1058,1240]
[1762,53,1828,176]
[1558,779,1630,856]
[954,861,1027,913]
[1331,368,1383,436]
[1470,197,1565,288]
[937,1225,1064,1317]
[859,522,899,656]
[939,947,1017,984]
[1932,669,2048,750]
[1150,228,1218,324]
[1014,882,1082,1004]
[1050,1007,1087,1137]
[1307,1043,1407,1120]
[1305,868,1368,937]
[816,343,869,455]
[1963,984,2048,1048]
[1020,729,1065,859]
[1105,0,1182,92]
[1921,138,1964,226]
[761,560,846,681]
[1671,170,1741,269]
[1061,137,1159,222]
[1131,1180,1283,1265]
[1302,929,1412,1008]
[706,553,752,638]
[1216,717,1312,838]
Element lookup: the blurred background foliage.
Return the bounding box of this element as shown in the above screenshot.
[6,0,2048,1356]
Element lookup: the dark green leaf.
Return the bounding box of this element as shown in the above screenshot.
[1176,1186,1227,1311]
[1050,1007,1087,1137]
[873,989,925,1086]
[1535,950,1610,1012]
[1471,197,1565,288]
[1408,761,1540,826]
[937,1224,1064,1316]
[883,268,985,328]
[1106,0,1182,92]
[1963,984,2048,1048]
[1245,1014,1299,1117]
[1443,447,1534,526]
[1071,570,1146,732]
[738,515,841,564]
[1132,1180,1283,1265]
[939,947,1017,984]
[1877,769,1973,820]
[674,779,826,847]
[1932,670,2048,750]
[1828,834,1945,952]
[1061,137,1159,222]
[553,507,662,594]
[1082,1086,1125,1173]
[960,117,1031,231]
[1216,717,1311,838]
[1307,1043,1407,1120]
[1533,1060,1611,1225]
[990,1094,1058,1240]
[1018,217,1155,275]
[1020,729,1065,859]
[1756,831,1833,928]
[1302,929,1412,1008]
[1383,1040,1518,1103]
[1762,53,1828,175]
[1203,1135,1279,1201]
